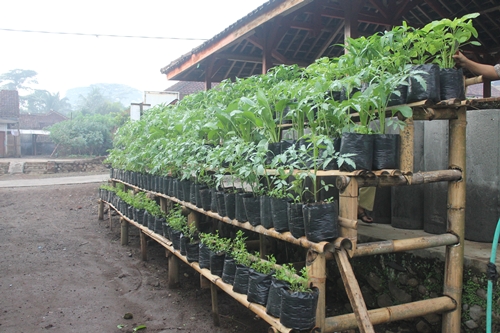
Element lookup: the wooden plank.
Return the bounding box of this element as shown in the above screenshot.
[334,248,375,333]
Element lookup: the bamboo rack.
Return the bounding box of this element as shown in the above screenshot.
[102,102,467,333]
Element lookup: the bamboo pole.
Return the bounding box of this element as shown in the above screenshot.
[210,283,220,326]
[120,217,129,246]
[109,204,112,231]
[336,170,462,190]
[442,106,467,333]
[140,231,147,262]
[98,199,104,220]
[307,250,326,331]
[399,118,414,173]
[324,296,456,332]
[259,234,268,258]
[352,233,459,257]
[338,176,358,254]
[334,248,374,333]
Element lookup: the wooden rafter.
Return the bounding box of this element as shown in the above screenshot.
[164,0,315,80]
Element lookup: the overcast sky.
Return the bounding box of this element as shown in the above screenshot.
[0,0,269,96]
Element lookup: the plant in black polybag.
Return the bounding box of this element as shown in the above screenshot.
[247,254,276,305]
[279,267,319,331]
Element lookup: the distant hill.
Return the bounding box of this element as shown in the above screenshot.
[65,83,143,109]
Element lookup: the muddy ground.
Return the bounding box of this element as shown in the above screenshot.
[0,178,270,333]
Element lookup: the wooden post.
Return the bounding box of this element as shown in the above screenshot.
[442,106,466,333]
[307,250,326,331]
[210,283,220,326]
[400,117,414,173]
[140,231,147,261]
[98,199,104,220]
[339,177,358,253]
[120,218,129,246]
[167,252,179,288]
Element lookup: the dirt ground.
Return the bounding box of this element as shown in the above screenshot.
[0,177,270,333]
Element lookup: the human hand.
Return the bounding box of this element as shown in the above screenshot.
[453,51,468,68]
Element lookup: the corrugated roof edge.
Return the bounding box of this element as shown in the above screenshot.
[160,0,279,75]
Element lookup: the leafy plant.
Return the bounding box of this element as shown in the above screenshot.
[167,205,186,232]
[420,13,481,68]
[250,254,276,275]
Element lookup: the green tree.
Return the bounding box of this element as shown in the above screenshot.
[24,90,72,114]
[77,87,124,115]
[0,69,38,91]
[48,111,127,157]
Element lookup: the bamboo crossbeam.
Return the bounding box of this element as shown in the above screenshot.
[157,192,332,254]
[352,233,459,257]
[324,296,456,332]
[336,169,462,190]
[465,75,483,86]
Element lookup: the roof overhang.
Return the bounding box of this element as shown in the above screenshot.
[161,0,500,83]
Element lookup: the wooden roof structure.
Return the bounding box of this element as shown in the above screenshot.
[160,0,500,88]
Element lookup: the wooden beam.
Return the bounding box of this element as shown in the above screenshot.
[120,218,129,246]
[165,0,315,80]
[423,0,449,17]
[140,231,147,261]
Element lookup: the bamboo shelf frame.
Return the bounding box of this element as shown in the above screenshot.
[101,102,467,333]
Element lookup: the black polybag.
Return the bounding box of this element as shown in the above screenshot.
[266,277,290,318]
[198,243,212,269]
[280,288,319,331]
[210,252,225,277]
[406,64,440,103]
[339,132,374,172]
[243,194,261,226]
[270,197,289,232]
[287,202,305,238]
[440,67,465,101]
[303,202,338,243]
[372,134,400,170]
[247,269,273,305]
[222,256,237,285]
[232,264,250,295]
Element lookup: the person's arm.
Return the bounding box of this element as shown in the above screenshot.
[453,51,500,80]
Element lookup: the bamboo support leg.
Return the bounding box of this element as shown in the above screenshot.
[442,106,466,333]
[188,209,200,230]
[335,248,374,333]
[168,252,179,288]
[108,206,112,231]
[120,218,129,246]
[140,231,147,261]
[160,197,167,213]
[400,117,414,173]
[200,275,211,289]
[211,283,220,326]
[307,250,326,331]
[339,177,358,254]
[98,199,104,220]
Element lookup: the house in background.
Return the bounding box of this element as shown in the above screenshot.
[0,90,21,158]
[466,83,500,98]
[130,82,211,120]
[18,110,67,156]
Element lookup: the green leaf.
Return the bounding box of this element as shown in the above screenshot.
[133,325,147,332]
[117,324,126,329]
